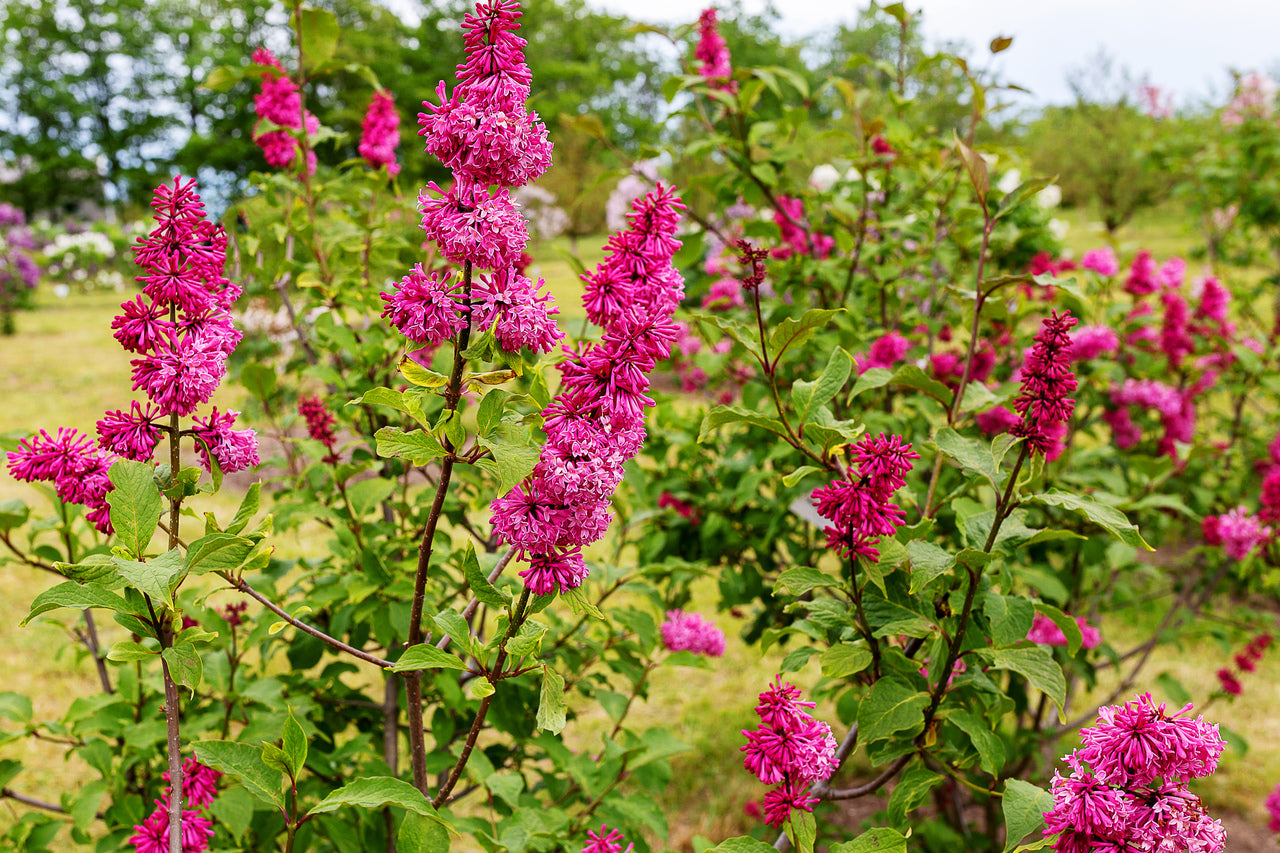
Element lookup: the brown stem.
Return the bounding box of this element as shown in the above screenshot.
[431,588,531,809]
[827,753,913,799]
[228,575,393,668]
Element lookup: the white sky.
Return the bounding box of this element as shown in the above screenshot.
[585,0,1280,106]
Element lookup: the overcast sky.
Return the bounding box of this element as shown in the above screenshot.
[585,0,1280,107]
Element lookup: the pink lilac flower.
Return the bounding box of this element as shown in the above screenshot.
[490,180,683,593]
[1026,612,1102,650]
[298,396,340,464]
[1217,668,1242,695]
[1125,251,1158,296]
[701,275,743,310]
[771,195,834,260]
[251,49,318,174]
[1222,70,1277,127]
[857,331,910,374]
[7,428,117,534]
[812,433,917,560]
[1266,782,1280,832]
[418,1,552,186]
[1161,290,1194,368]
[417,181,529,270]
[128,797,214,853]
[97,402,164,462]
[1080,247,1119,276]
[582,824,634,853]
[661,610,726,656]
[1011,311,1078,456]
[1194,277,1231,323]
[1067,325,1118,362]
[163,758,223,809]
[1157,257,1186,290]
[741,676,836,828]
[1210,506,1271,560]
[1102,407,1142,450]
[976,406,1021,435]
[359,89,401,175]
[694,8,735,92]
[190,408,259,474]
[472,266,565,353]
[380,264,466,347]
[1045,695,1226,853]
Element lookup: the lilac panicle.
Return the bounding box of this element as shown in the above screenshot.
[740,676,837,828]
[1011,310,1078,456]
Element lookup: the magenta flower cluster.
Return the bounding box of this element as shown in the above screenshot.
[7,179,254,533]
[251,48,318,174]
[298,395,340,465]
[1044,693,1226,853]
[1215,632,1271,696]
[492,186,686,595]
[811,433,919,561]
[129,758,222,853]
[1011,310,1078,456]
[359,89,402,176]
[383,1,562,355]
[660,610,726,656]
[106,178,256,472]
[694,8,735,92]
[1202,506,1272,560]
[740,676,838,828]
[1026,612,1102,650]
[581,824,634,853]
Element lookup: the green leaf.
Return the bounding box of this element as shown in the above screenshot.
[347,478,394,519]
[475,431,540,495]
[1002,779,1052,852]
[185,534,254,575]
[536,666,566,734]
[282,708,308,779]
[390,645,469,673]
[484,771,523,809]
[776,567,840,596]
[227,483,261,535]
[954,132,990,201]
[905,541,955,593]
[857,678,929,746]
[399,358,449,389]
[862,593,934,638]
[469,676,495,700]
[193,741,285,809]
[785,808,817,853]
[890,365,953,406]
[462,542,508,608]
[207,786,255,840]
[821,644,873,679]
[353,386,416,418]
[107,641,157,662]
[162,644,202,693]
[1027,491,1153,550]
[106,459,161,559]
[308,777,450,832]
[935,428,1000,492]
[562,586,604,620]
[200,63,249,92]
[23,582,132,625]
[375,427,448,466]
[240,362,277,401]
[0,693,33,723]
[782,465,823,487]
[831,827,908,853]
[978,645,1067,716]
[113,548,185,610]
[887,763,943,826]
[947,710,1006,776]
[768,309,843,363]
[698,405,789,443]
[505,620,547,657]
[1154,672,1192,707]
[52,554,120,586]
[688,312,765,363]
[984,592,1035,646]
[398,812,451,853]
[476,389,508,437]
[299,6,340,67]
[432,610,476,656]
[791,348,853,424]
[0,498,30,532]
[848,367,892,403]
